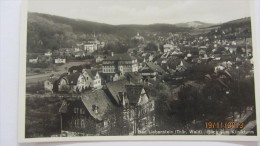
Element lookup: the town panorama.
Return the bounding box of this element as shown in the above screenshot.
[25,11,256,138]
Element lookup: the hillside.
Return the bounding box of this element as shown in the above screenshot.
[27,12,251,53]
[190,17,251,36]
[175,21,214,28]
[27,12,193,53]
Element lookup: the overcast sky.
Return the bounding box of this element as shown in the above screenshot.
[28,0,251,25]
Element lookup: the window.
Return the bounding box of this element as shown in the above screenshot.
[75,119,78,127]
[81,119,85,128]
[80,108,85,114]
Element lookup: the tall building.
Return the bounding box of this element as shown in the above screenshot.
[102,53,138,75]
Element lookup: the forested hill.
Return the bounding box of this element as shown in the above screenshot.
[27,12,192,53]
[27,12,251,53]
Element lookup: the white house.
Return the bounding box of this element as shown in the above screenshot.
[163,44,174,53]
[102,54,138,75]
[58,72,87,93]
[82,69,102,89]
[29,57,38,64]
[96,56,104,63]
[55,58,66,64]
[84,43,97,53]
[44,50,52,56]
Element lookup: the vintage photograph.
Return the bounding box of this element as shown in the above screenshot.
[21,0,258,141]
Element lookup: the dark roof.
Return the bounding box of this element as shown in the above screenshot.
[217,78,228,89]
[146,62,165,74]
[81,90,115,121]
[104,54,136,61]
[106,79,133,105]
[68,66,83,73]
[125,72,142,82]
[99,72,125,84]
[136,56,144,63]
[139,67,155,73]
[85,69,98,80]
[46,77,59,84]
[67,72,81,85]
[182,60,191,68]
[125,85,144,105]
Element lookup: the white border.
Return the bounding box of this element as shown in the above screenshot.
[18,0,260,143]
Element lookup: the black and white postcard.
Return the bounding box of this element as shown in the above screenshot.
[18,0,260,142]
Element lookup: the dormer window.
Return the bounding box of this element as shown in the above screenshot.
[92,105,99,114]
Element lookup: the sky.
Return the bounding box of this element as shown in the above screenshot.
[28,0,252,25]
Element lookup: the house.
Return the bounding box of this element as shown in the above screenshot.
[131,32,144,42]
[58,72,87,93]
[28,57,38,64]
[105,79,132,105]
[96,56,104,63]
[139,67,157,81]
[145,62,166,75]
[84,43,97,53]
[98,42,105,49]
[59,89,114,136]
[44,76,58,93]
[99,72,125,84]
[120,85,155,135]
[163,44,174,53]
[38,55,51,64]
[68,66,83,74]
[104,80,155,135]
[74,47,80,52]
[102,53,138,75]
[74,51,86,58]
[148,54,154,62]
[55,58,66,64]
[44,50,52,56]
[124,72,143,84]
[175,60,191,72]
[82,69,102,89]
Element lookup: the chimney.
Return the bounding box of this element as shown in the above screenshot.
[111,52,114,56]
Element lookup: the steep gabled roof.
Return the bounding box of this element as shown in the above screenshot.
[106,79,133,105]
[81,90,115,121]
[67,72,81,85]
[85,69,98,80]
[125,72,142,83]
[146,62,165,74]
[125,85,144,105]
[139,67,155,73]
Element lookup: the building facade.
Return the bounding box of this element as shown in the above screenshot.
[102,54,138,75]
